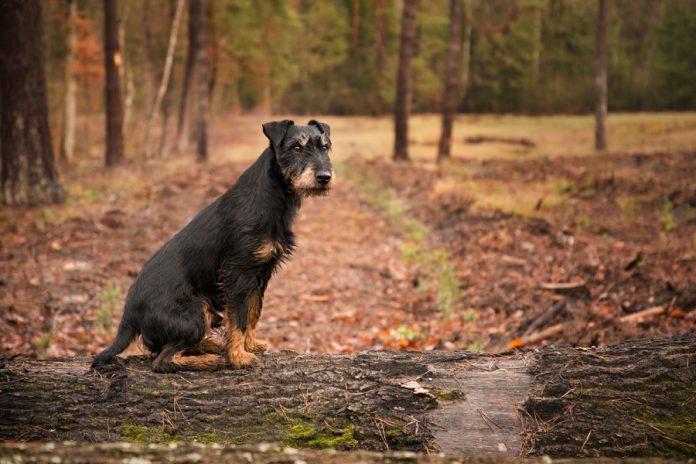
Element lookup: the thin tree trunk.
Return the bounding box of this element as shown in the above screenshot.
[103,0,124,166]
[61,0,78,163]
[374,0,386,114]
[1,336,695,456]
[351,0,361,56]
[158,0,179,159]
[176,0,199,154]
[531,0,543,86]
[194,0,209,161]
[142,0,155,120]
[119,3,133,141]
[143,0,185,159]
[437,0,463,162]
[594,0,607,151]
[461,0,472,98]
[393,0,419,162]
[0,0,65,205]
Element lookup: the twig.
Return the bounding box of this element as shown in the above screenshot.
[619,305,665,324]
[477,409,503,430]
[523,323,567,345]
[523,300,567,337]
[633,417,696,452]
[540,281,587,291]
[582,430,591,449]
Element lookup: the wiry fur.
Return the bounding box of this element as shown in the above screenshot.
[92,120,333,372]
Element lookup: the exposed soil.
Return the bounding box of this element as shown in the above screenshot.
[1,145,694,358]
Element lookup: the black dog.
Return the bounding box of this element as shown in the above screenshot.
[92,120,334,372]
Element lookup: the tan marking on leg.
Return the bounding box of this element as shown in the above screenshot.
[224,311,256,369]
[202,301,214,330]
[244,290,268,353]
[197,334,226,354]
[172,353,225,371]
[253,240,285,262]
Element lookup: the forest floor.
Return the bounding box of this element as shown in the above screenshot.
[1,113,695,357]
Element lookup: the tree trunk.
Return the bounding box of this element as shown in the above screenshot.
[176,0,199,154]
[2,336,694,457]
[531,0,543,86]
[351,0,361,57]
[142,0,155,120]
[1,443,688,464]
[157,0,180,159]
[61,0,78,164]
[0,0,65,206]
[393,0,419,162]
[461,0,472,97]
[373,0,386,114]
[193,0,209,162]
[143,0,185,159]
[594,0,607,151]
[437,0,463,162]
[103,0,125,166]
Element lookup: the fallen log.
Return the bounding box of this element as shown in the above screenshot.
[0,442,691,464]
[1,335,695,458]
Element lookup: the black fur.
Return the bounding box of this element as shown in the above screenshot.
[92,120,333,371]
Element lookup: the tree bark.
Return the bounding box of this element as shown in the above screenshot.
[143,0,185,159]
[193,0,209,162]
[531,0,543,86]
[61,0,78,164]
[393,0,419,162]
[2,335,694,457]
[142,0,155,120]
[0,0,65,206]
[176,0,199,154]
[158,0,180,159]
[103,0,125,166]
[373,0,386,114]
[594,0,608,151]
[437,0,463,162]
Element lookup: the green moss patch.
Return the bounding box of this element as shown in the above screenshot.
[432,389,466,402]
[282,417,358,450]
[120,422,179,444]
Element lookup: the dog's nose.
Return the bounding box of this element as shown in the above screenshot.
[316,171,332,185]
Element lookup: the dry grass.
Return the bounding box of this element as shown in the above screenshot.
[207,112,696,218]
[211,111,696,162]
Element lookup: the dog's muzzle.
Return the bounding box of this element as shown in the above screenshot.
[315,170,332,186]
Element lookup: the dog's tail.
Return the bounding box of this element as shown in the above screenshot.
[91,321,138,369]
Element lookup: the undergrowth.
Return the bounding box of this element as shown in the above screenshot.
[340,163,461,316]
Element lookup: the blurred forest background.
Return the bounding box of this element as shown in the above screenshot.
[1,0,695,358]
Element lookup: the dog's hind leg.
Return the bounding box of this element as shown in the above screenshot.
[152,344,225,372]
[244,290,268,354]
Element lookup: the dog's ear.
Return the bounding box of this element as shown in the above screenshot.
[262,120,294,152]
[308,120,330,138]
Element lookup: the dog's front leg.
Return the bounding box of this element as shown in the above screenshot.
[222,279,259,369]
[244,288,268,354]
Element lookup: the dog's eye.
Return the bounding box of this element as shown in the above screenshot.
[322,144,330,151]
[293,145,302,152]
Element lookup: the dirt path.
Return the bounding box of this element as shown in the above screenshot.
[0,157,432,357]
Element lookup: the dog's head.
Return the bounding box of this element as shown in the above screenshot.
[262,119,334,197]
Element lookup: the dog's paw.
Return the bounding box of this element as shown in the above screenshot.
[229,350,258,369]
[247,341,268,354]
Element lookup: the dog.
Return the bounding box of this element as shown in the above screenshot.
[92,120,334,372]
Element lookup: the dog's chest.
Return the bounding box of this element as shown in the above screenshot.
[253,238,291,264]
